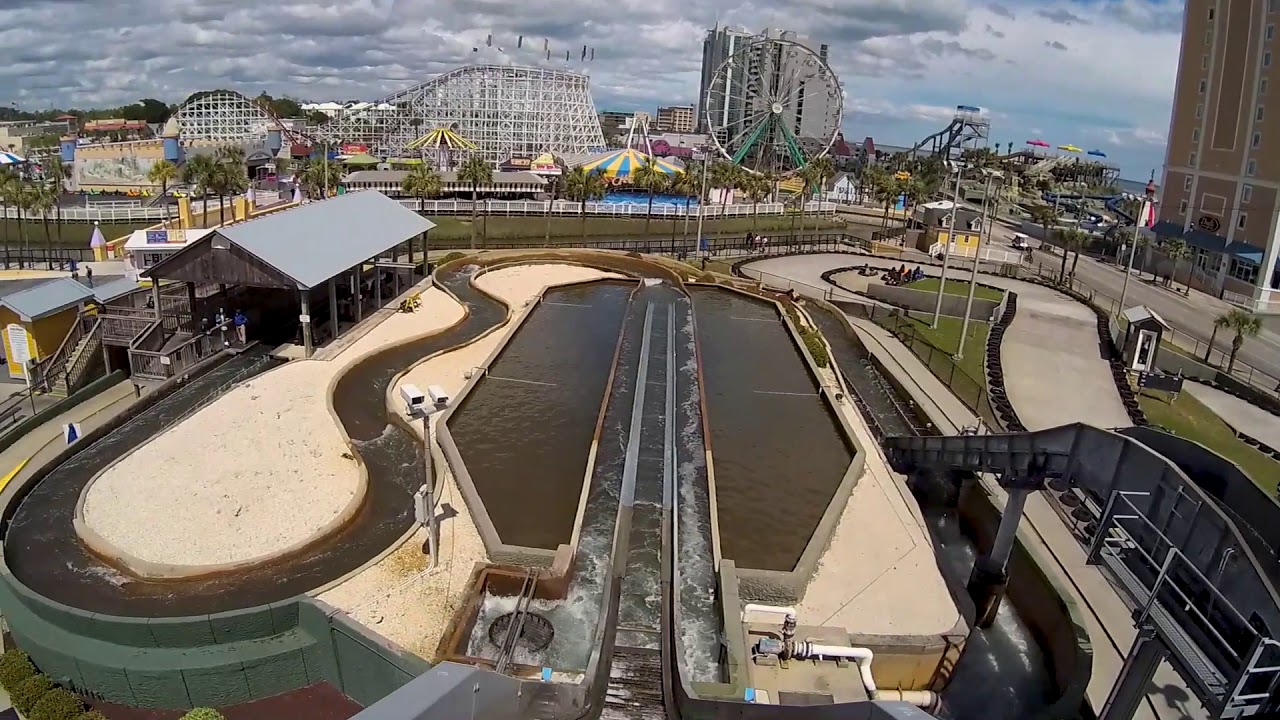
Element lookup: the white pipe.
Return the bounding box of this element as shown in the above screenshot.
[741,604,796,622]
[797,643,938,710]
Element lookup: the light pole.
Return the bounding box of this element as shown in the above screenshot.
[958,170,1001,360]
[933,161,967,328]
[406,390,449,570]
[1116,193,1149,318]
[693,147,711,256]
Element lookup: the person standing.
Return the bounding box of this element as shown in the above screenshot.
[233,310,247,345]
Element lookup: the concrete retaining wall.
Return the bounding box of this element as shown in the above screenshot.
[0,370,126,455]
[865,284,1001,321]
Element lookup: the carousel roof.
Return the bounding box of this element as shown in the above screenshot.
[577,148,681,178]
[406,127,478,151]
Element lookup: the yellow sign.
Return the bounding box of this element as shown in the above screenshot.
[895,171,911,180]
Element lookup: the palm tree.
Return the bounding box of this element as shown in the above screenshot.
[631,159,669,238]
[1053,227,1090,283]
[740,173,771,232]
[43,156,67,250]
[182,154,217,228]
[1215,308,1263,373]
[875,175,905,236]
[669,167,701,246]
[147,159,179,224]
[1029,204,1060,254]
[26,185,56,269]
[455,156,493,249]
[799,156,835,239]
[1164,239,1193,295]
[7,180,32,262]
[401,164,442,214]
[0,169,17,267]
[543,172,562,245]
[708,160,740,217]
[565,167,608,241]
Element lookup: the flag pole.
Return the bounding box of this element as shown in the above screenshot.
[1117,197,1149,317]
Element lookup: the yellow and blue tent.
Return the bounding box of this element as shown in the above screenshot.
[406,127,478,151]
[578,148,682,178]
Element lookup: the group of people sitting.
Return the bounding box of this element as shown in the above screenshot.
[852,263,926,286]
[745,232,771,253]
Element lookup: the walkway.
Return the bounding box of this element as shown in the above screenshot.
[740,253,1207,719]
[744,253,1131,430]
[1184,380,1280,450]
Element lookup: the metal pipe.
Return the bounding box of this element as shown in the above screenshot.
[957,171,997,360]
[741,604,796,621]
[1117,194,1145,318]
[792,642,938,709]
[932,163,966,328]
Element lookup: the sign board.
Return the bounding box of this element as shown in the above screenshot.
[692,151,708,162]
[298,314,311,323]
[341,143,368,154]
[63,422,81,445]
[159,356,171,366]
[413,485,429,525]
[1138,371,1184,394]
[1196,215,1221,233]
[6,324,30,377]
[145,230,169,244]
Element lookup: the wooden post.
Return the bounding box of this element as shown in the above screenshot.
[328,277,339,341]
[186,282,197,333]
[352,268,362,323]
[300,290,313,357]
[151,282,162,321]
[374,259,382,310]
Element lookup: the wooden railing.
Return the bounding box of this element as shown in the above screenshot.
[63,319,103,393]
[129,329,224,381]
[31,314,96,392]
[100,313,156,346]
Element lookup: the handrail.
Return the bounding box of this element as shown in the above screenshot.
[64,319,102,392]
[32,313,93,389]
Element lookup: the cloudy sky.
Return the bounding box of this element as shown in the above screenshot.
[1,0,1182,179]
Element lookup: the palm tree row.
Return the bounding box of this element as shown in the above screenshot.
[171,147,250,228]
[0,159,69,269]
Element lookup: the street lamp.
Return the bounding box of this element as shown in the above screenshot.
[693,146,711,257]
[401,383,450,570]
[933,160,968,328]
[1115,192,1151,318]
[957,169,1002,360]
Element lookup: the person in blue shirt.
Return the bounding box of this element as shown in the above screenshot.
[233,310,247,345]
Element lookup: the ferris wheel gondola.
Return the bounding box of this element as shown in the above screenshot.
[703,38,844,176]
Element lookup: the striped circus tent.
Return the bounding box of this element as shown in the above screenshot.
[578,148,681,179]
[0,151,26,166]
[406,127,478,151]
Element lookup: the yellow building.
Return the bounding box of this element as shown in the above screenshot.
[916,201,983,256]
[0,278,94,379]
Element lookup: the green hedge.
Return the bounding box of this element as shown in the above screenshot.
[13,674,55,715]
[801,329,831,369]
[75,712,110,720]
[29,687,84,720]
[0,648,36,693]
[181,709,227,720]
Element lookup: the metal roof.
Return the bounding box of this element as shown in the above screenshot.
[343,170,547,186]
[160,191,435,290]
[0,277,94,321]
[1122,304,1170,329]
[90,277,143,304]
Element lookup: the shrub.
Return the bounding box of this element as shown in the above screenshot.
[13,673,55,715]
[75,712,110,720]
[696,272,716,283]
[181,708,227,720]
[440,252,467,264]
[29,686,84,720]
[802,330,831,369]
[0,648,36,693]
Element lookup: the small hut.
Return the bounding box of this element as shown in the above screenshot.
[1120,305,1170,372]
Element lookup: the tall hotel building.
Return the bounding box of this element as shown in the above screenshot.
[1160,0,1280,310]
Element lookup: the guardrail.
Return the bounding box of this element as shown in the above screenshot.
[397,198,838,218]
[128,327,226,381]
[0,195,270,224]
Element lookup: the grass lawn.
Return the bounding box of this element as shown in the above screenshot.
[905,277,1004,303]
[888,314,990,383]
[1139,390,1280,492]
[423,214,843,242]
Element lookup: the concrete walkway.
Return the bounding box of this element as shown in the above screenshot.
[1184,380,1280,449]
[740,253,1206,718]
[0,380,135,487]
[743,253,1131,430]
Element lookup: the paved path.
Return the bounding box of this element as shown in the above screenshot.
[740,252,1205,718]
[1185,380,1280,449]
[743,253,1131,430]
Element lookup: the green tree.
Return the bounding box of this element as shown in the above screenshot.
[631,159,670,238]
[708,160,741,216]
[181,154,218,228]
[1164,239,1193,295]
[401,164,442,214]
[1029,204,1060,259]
[27,184,57,269]
[1053,227,1090,284]
[740,172,771,232]
[1217,308,1262,374]
[147,158,179,224]
[565,167,607,241]
[669,165,701,245]
[455,155,493,249]
[0,169,18,267]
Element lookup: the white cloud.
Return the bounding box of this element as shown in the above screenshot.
[0,0,1184,175]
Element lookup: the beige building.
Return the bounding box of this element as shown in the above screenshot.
[655,105,695,133]
[1160,0,1280,311]
[0,120,72,155]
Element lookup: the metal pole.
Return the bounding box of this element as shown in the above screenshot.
[424,412,439,570]
[958,173,996,359]
[1117,195,1144,318]
[933,163,966,327]
[695,149,709,256]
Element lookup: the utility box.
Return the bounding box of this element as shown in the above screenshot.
[400,384,426,415]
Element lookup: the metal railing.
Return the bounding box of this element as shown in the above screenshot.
[0,248,93,269]
[31,314,97,393]
[100,313,156,346]
[866,306,1001,430]
[128,325,226,381]
[1090,489,1280,715]
[394,198,837,218]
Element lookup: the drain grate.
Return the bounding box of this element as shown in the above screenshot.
[488,611,555,652]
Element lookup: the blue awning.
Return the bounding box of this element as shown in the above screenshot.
[1149,220,1264,261]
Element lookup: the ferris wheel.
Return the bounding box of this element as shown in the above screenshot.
[703,38,844,176]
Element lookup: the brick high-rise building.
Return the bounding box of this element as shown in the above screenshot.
[1158,0,1280,309]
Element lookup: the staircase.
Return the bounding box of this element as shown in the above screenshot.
[48,322,103,397]
[601,649,666,720]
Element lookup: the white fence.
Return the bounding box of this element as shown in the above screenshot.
[0,193,280,224]
[395,198,837,218]
[929,241,1024,265]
